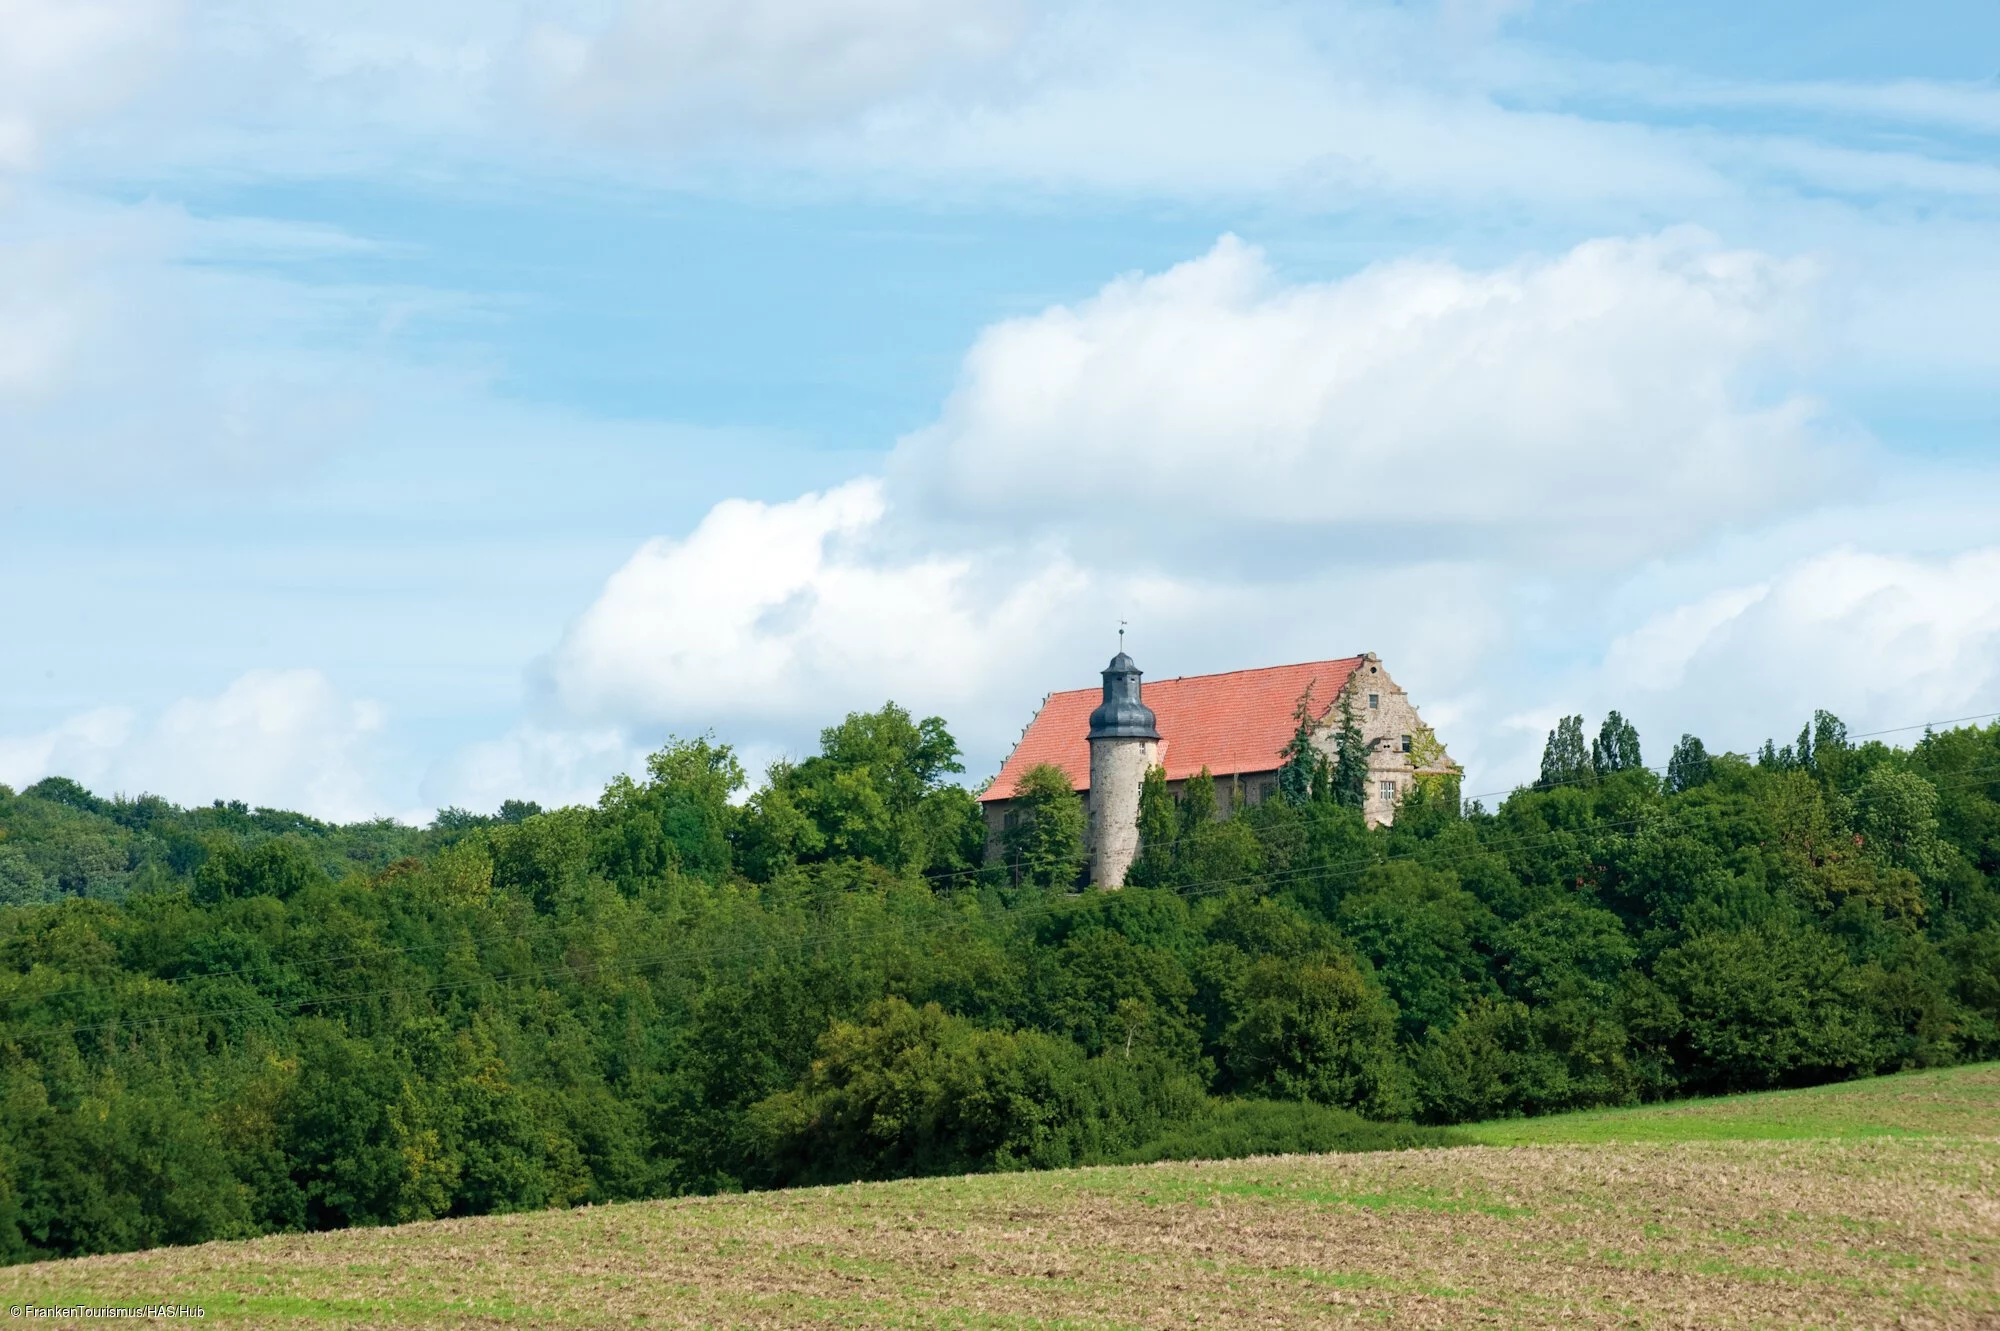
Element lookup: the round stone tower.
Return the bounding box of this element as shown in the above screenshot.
[1087,650,1160,889]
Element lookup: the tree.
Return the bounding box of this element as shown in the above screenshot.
[1126,766,1178,887]
[1005,763,1087,889]
[594,735,744,890]
[1591,711,1642,776]
[1178,767,1216,832]
[1278,685,1322,806]
[1856,768,1946,880]
[1222,952,1411,1119]
[738,703,969,873]
[1329,693,1368,811]
[1760,711,1845,774]
[1653,922,1878,1092]
[1666,734,1712,793]
[1335,861,1499,1042]
[746,998,1199,1184]
[192,836,328,904]
[1539,715,1591,789]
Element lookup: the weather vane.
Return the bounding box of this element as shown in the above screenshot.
[1119,618,1127,651]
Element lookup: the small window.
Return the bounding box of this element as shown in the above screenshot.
[1003,810,1019,831]
[1400,734,1412,753]
[1368,693,1380,709]
[1378,779,1397,803]
[1258,781,1276,803]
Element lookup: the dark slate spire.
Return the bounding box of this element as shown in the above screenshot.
[1088,650,1160,740]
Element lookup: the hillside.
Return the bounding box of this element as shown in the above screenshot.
[2,708,1997,1266]
[13,1063,1998,1329]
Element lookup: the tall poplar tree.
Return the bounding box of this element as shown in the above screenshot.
[1666,734,1712,793]
[1127,765,1178,887]
[1591,711,1642,776]
[1539,715,1591,788]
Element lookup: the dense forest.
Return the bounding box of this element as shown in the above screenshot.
[0,702,1995,1263]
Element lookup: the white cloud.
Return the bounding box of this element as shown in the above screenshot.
[545,228,1844,782]
[420,722,641,819]
[515,0,1030,144]
[893,229,1850,566]
[0,0,179,169]
[0,190,451,494]
[810,6,1730,207]
[0,670,393,822]
[541,478,1090,739]
[20,0,1992,220]
[1600,547,2000,754]
[523,230,1994,800]
[538,467,1516,783]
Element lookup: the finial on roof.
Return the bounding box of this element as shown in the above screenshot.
[1090,637,1158,740]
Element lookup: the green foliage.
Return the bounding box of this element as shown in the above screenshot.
[739,705,981,879]
[1003,764,1087,889]
[193,837,330,904]
[1856,768,1947,880]
[1653,921,1879,1091]
[1412,996,1635,1123]
[1222,952,1411,1118]
[1277,686,1322,807]
[1591,711,1642,776]
[1115,1097,1460,1163]
[747,998,1201,1183]
[1336,862,1499,1042]
[1125,765,1178,888]
[1329,694,1368,811]
[1539,715,1591,789]
[1666,734,1712,793]
[596,735,743,891]
[0,701,1996,1267]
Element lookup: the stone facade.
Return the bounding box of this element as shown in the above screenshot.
[980,651,1457,881]
[1088,734,1158,888]
[1331,655,1449,828]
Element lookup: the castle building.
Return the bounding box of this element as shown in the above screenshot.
[980,652,1457,887]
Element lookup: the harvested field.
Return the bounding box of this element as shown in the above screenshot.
[12,1064,1999,1329]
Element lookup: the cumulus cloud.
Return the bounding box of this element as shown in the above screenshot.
[893,230,1850,567]
[0,670,393,821]
[523,228,1997,800]
[543,229,1852,779]
[420,723,641,819]
[539,457,1518,775]
[1600,547,2000,753]
[541,478,1090,738]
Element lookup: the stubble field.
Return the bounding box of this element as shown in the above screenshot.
[11,1064,1998,1329]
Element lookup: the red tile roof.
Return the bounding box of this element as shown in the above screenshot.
[981,657,1364,802]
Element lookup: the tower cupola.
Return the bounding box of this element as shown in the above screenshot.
[1088,652,1159,740]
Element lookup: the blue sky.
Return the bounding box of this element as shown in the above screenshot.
[3,0,1998,820]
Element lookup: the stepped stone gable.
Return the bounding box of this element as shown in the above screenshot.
[981,652,1457,885]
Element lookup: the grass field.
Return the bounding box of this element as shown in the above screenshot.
[11,1064,1998,1328]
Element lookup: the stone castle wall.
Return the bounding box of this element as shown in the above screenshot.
[1311,655,1455,827]
[1088,735,1158,887]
